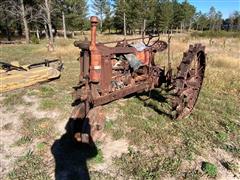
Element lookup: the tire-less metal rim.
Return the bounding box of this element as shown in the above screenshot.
[172,44,206,119]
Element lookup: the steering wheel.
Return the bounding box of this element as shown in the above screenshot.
[142,30,160,47]
[141,30,168,52]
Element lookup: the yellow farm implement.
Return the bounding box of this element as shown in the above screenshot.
[0,59,63,93]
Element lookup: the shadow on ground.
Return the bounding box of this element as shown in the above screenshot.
[51,118,98,180]
[136,89,173,118]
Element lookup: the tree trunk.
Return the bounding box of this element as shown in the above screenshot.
[188,20,192,32]
[36,29,40,40]
[20,0,30,43]
[123,0,126,37]
[62,11,67,39]
[167,33,171,71]
[180,22,183,33]
[100,13,103,33]
[6,27,11,41]
[100,20,103,33]
[45,0,54,46]
[230,19,234,31]
[16,22,22,36]
[211,20,215,31]
[44,23,49,39]
[4,11,11,41]
[142,19,146,37]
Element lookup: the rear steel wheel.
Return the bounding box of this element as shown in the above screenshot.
[172,44,206,119]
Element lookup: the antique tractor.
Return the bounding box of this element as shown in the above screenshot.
[70,16,206,143]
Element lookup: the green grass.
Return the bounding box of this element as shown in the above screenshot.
[90,171,115,180]
[2,92,26,108]
[8,151,50,180]
[13,136,32,146]
[104,120,114,130]
[91,147,104,164]
[220,160,239,174]
[39,98,58,110]
[39,85,56,97]
[20,113,54,139]
[114,147,183,178]
[114,148,161,179]
[36,142,47,152]
[112,129,124,140]
[215,131,228,142]
[183,170,203,180]
[201,162,218,178]
[108,67,239,178]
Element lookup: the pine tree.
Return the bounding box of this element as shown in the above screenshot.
[125,0,142,34]
[92,0,109,33]
[0,0,34,43]
[181,0,196,31]
[171,0,184,30]
[103,1,112,33]
[157,0,174,32]
[112,0,125,33]
[64,0,88,31]
[143,0,158,32]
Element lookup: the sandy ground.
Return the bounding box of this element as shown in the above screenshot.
[0,94,131,179]
[0,95,59,178]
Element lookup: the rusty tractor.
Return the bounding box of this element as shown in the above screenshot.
[70,16,206,143]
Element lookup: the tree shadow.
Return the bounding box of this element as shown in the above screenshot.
[51,118,98,180]
[136,89,173,118]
